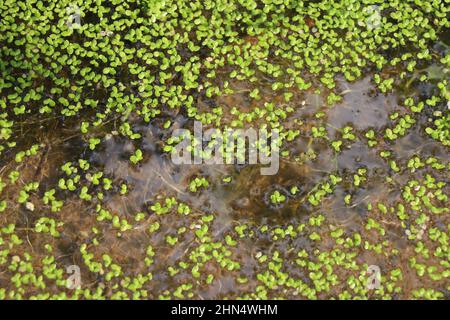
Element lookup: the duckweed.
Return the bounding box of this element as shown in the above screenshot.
[0,0,448,301]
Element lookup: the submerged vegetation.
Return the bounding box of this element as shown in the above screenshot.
[0,0,449,299]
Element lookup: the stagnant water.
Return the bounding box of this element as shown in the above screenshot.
[0,24,448,297]
[5,71,444,299]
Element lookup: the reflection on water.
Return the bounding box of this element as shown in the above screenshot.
[5,71,444,299]
[90,75,448,235]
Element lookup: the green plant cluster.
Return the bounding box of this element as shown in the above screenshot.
[0,0,448,300]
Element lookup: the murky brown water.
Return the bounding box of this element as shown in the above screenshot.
[40,72,440,298]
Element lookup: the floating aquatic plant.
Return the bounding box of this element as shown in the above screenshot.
[0,0,448,301]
